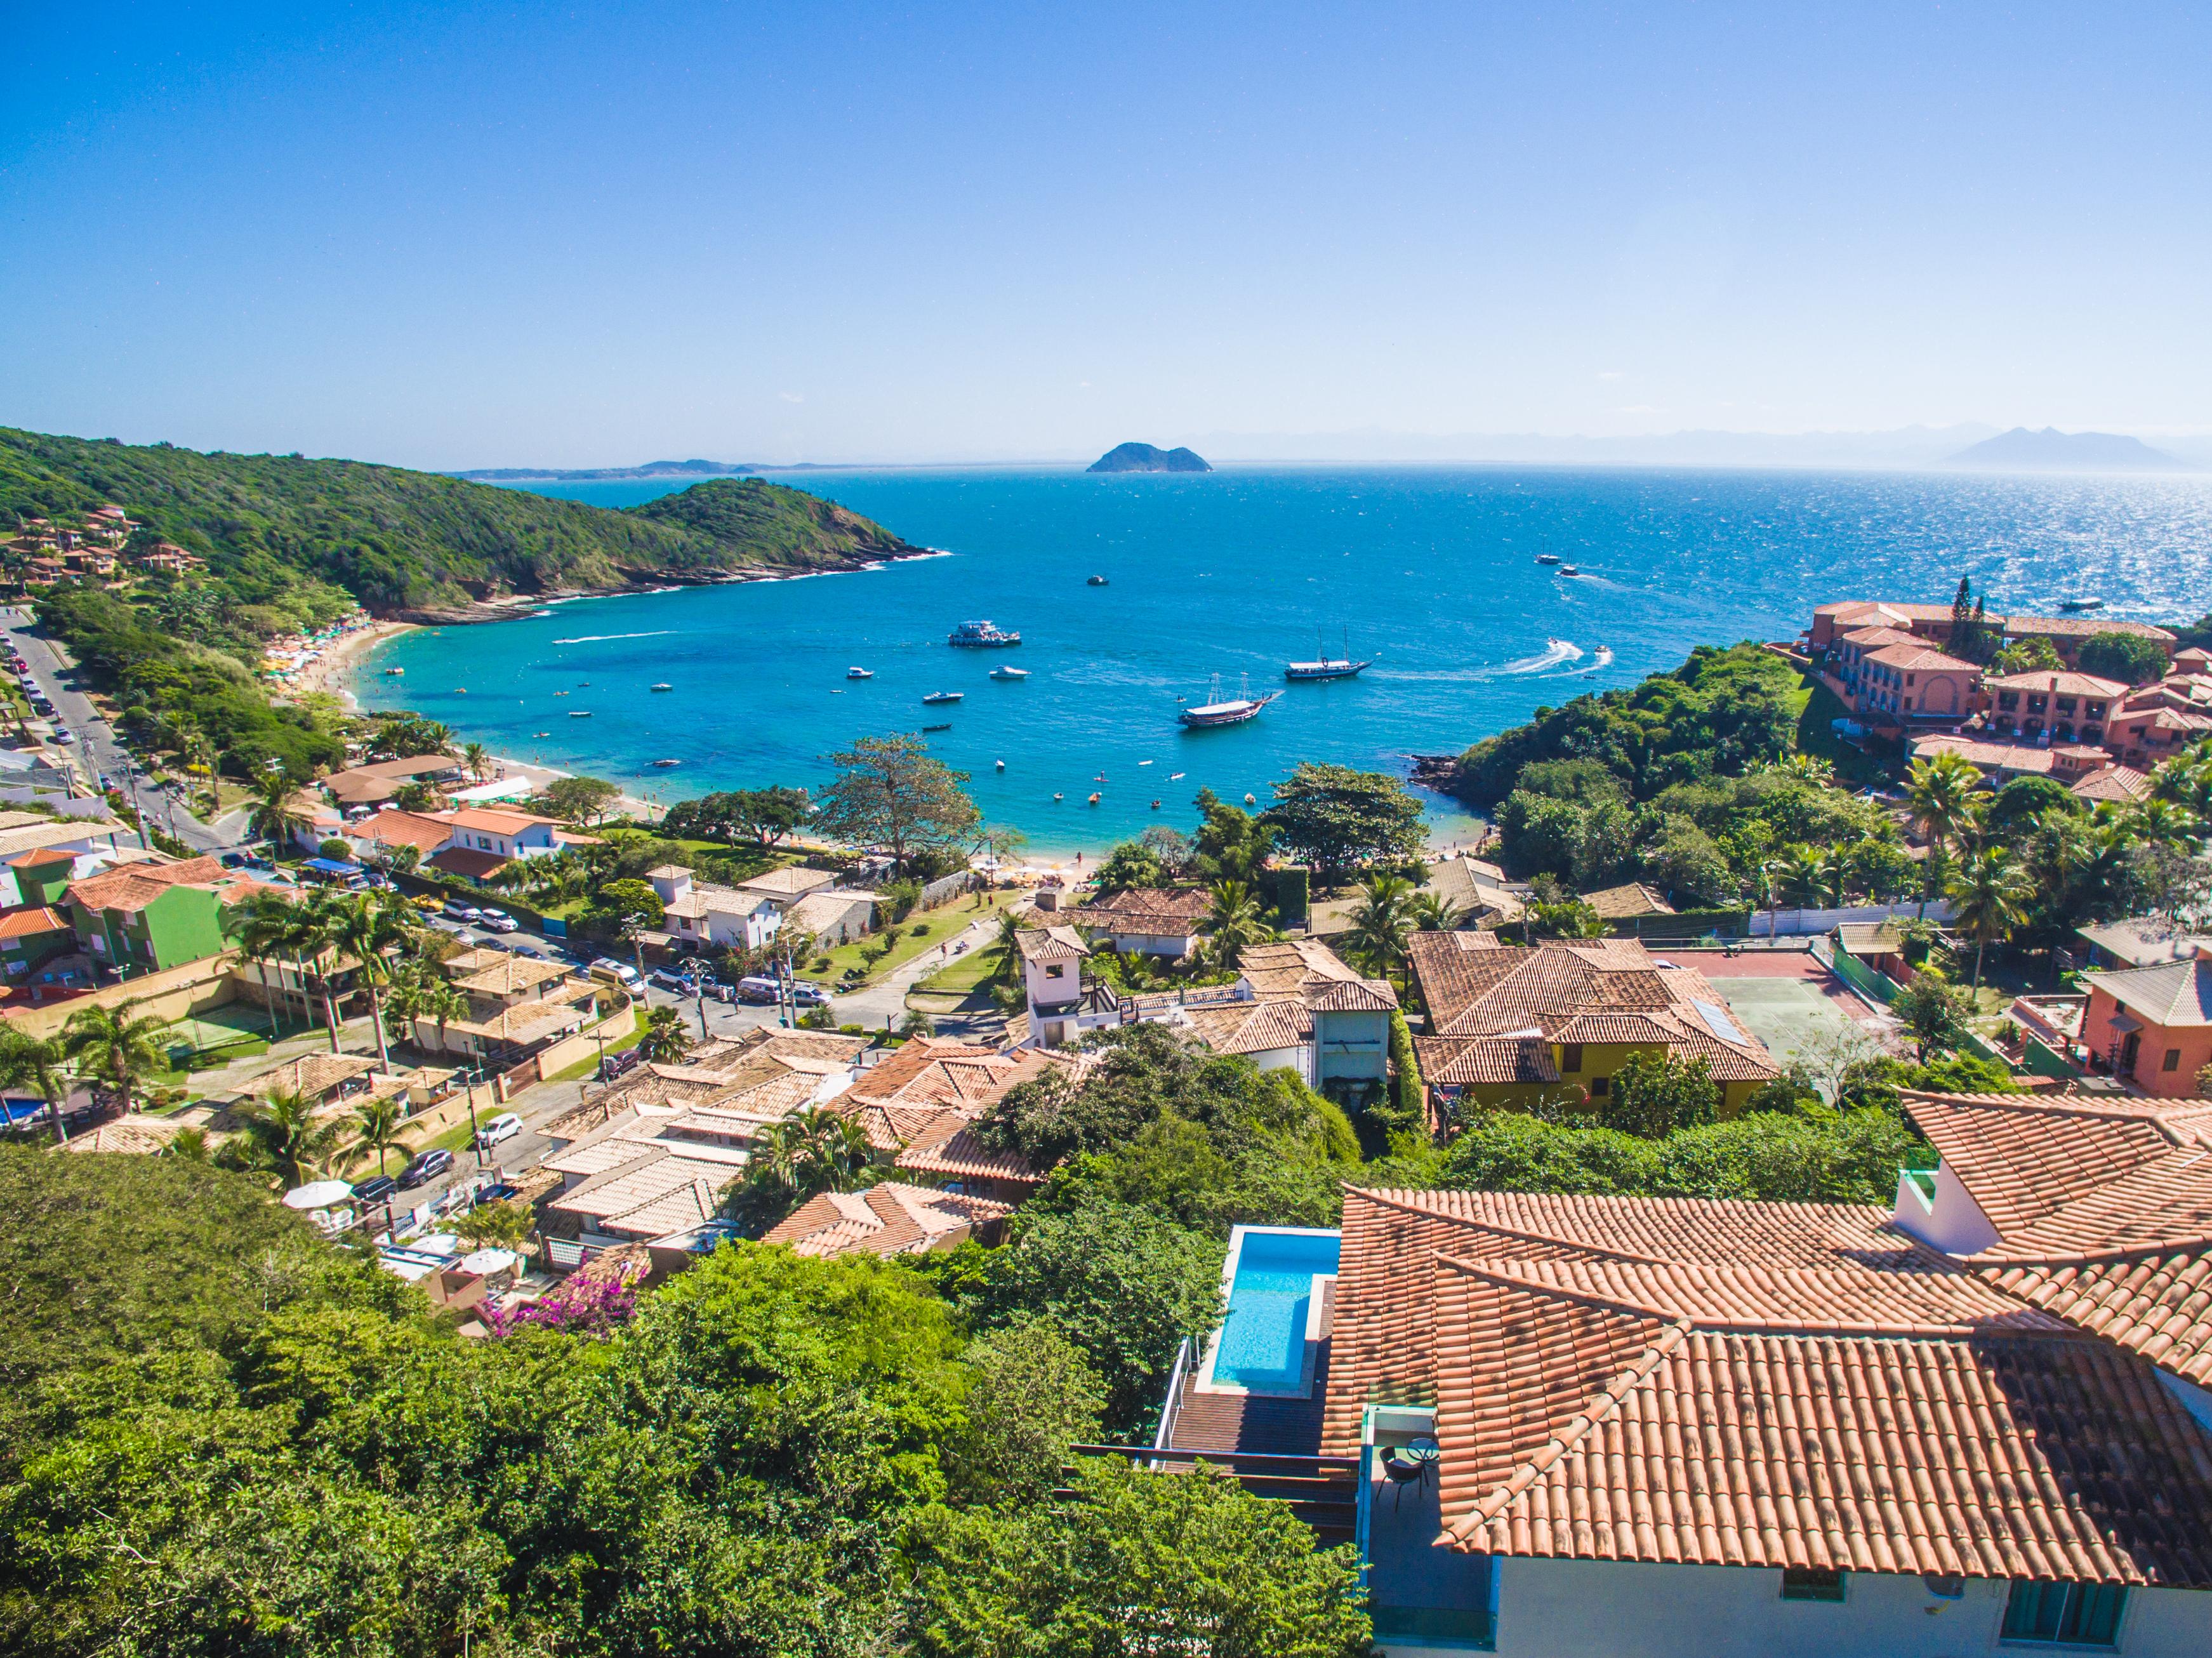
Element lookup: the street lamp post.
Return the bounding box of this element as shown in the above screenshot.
[463,1063,484,1169]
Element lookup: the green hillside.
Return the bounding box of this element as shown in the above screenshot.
[0,427,918,612]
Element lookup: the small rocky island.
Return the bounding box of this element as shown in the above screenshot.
[1087,441,1212,474]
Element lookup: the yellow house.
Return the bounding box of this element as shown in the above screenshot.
[1407,932,1780,1117]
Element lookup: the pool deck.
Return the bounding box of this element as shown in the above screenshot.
[1166,1340,1330,1458]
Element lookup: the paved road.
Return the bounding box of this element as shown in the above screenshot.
[0,606,233,852]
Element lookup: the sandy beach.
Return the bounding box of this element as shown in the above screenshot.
[289,619,417,706]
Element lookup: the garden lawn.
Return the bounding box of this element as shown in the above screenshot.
[543,1021,646,1084]
[911,943,1006,1000]
[816,889,1022,988]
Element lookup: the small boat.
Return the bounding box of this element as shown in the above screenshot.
[1547,636,1573,651]
[1559,565,1580,576]
[1594,646,1615,667]
[1243,792,1257,806]
[948,620,1021,647]
[847,667,874,679]
[569,710,592,718]
[922,691,964,705]
[652,759,680,768]
[383,667,404,676]
[922,722,952,732]
[1180,673,1282,729]
[534,731,550,737]
[1139,759,1153,766]
[2058,597,2106,613]
[1087,792,1101,806]
[990,665,1030,681]
[651,683,673,693]
[1053,792,1064,802]
[1169,771,1185,780]
[995,759,1005,769]
[453,688,467,694]
[555,691,567,696]
[1087,574,1109,586]
[1150,799,1161,809]
[1535,553,1561,566]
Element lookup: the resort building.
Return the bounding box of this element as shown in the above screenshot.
[2103,670,2212,770]
[2077,917,2212,971]
[732,864,839,911]
[1809,600,2177,668]
[322,755,467,810]
[1407,931,1781,1114]
[1071,885,1215,958]
[1849,640,1982,730]
[1148,1089,2212,1654]
[2078,950,2212,1098]
[1978,668,2128,745]
[348,804,595,879]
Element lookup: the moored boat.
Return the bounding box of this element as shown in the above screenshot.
[948,620,1021,647]
[922,722,952,732]
[990,665,1030,680]
[922,691,964,705]
[651,683,673,693]
[1180,673,1282,728]
[652,758,680,767]
[847,667,874,678]
[1285,627,1370,680]
[1535,553,1560,566]
[2058,597,2106,612]
[1087,574,1109,586]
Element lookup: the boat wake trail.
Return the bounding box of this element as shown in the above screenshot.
[551,630,677,645]
[1491,639,1583,675]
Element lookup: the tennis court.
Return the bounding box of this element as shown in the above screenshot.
[1708,974,1874,1071]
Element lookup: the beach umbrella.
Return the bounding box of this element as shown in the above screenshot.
[457,1247,519,1277]
[283,1179,354,1210]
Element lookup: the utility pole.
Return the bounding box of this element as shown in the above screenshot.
[463,1064,483,1169]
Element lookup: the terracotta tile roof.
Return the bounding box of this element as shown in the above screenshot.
[783,890,875,934]
[844,1037,1068,1111]
[1181,998,1313,1056]
[451,955,574,997]
[1900,1092,2197,1240]
[1237,938,1374,1004]
[1016,925,1089,964]
[736,865,837,898]
[1427,1256,2212,1584]
[0,905,69,939]
[894,1121,1045,1188]
[2069,764,2154,804]
[446,807,559,835]
[1414,1033,1560,1085]
[1320,1186,1912,1455]
[242,1052,382,1101]
[1075,885,1214,935]
[428,847,508,881]
[65,856,230,915]
[351,809,454,853]
[1579,882,1674,919]
[1982,1250,2212,1388]
[6,847,73,869]
[1835,624,1921,649]
[1982,668,2131,698]
[762,1180,1009,1258]
[1301,977,1398,1012]
[58,1117,185,1155]
[1864,642,1978,673]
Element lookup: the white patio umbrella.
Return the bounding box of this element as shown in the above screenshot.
[457,1247,519,1277]
[282,1179,354,1210]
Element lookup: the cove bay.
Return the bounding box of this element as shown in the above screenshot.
[354,465,2212,854]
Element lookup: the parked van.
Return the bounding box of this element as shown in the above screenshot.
[735,975,783,1004]
[588,958,644,991]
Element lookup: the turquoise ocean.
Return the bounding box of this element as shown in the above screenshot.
[354,467,2212,857]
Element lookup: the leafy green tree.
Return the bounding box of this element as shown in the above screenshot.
[0,1028,67,1145]
[1203,878,1272,970]
[1525,897,1605,939]
[242,765,308,849]
[2077,630,2171,686]
[1261,762,1425,879]
[812,734,981,874]
[904,1454,1370,1658]
[1893,968,1975,1063]
[955,1202,1225,1436]
[543,773,622,826]
[1189,788,1277,884]
[941,1321,1107,1504]
[1094,840,1166,890]
[57,997,172,1115]
[449,1197,533,1250]
[1986,634,2065,675]
[1603,1052,1719,1137]
[345,1094,418,1179]
[227,1089,347,1188]
[725,1106,877,1230]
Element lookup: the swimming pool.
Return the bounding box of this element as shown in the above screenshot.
[1206,1226,1341,1396]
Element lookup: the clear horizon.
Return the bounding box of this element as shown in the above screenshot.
[6,3,2210,468]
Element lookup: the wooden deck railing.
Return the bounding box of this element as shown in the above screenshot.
[1061,1444,1360,1544]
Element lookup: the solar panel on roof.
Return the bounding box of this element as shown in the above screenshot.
[1691,998,1744,1045]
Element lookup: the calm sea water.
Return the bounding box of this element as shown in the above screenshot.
[357,466,2212,856]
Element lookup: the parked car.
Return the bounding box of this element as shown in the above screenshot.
[735,975,782,1004]
[408,894,444,912]
[647,967,692,993]
[443,901,484,923]
[789,983,831,1007]
[476,908,519,933]
[397,1148,454,1188]
[704,980,738,1004]
[587,958,644,990]
[475,1111,524,1150]
[599,1047,642,1081]
[508,944,546,959]
[352,1174,399,1205]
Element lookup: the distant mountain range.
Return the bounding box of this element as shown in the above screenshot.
[1087,442,1212,474]
[1943,427,2191,473]
[449,459,758,483]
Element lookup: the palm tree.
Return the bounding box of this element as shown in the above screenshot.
[232,1089,345,1189]
[0,1027,68,1144]
[1946,846,2032,996]
[897,1009,934,1040]
[991,909,1027,985]
[750,1106,875,1203]
[421,978,470,1058]
[243,765,308,852]
[1203,879,1273,971]
[461,741,493,783]
[280,891,349,1052]
[2123,797,2204,856]
[1341,873,1417,984]
[327,891,418,1068]
[230,889,302,1038]
[1408,891,1463,933]
[347,1094,418,1179]
[1776,843,1827,931]
[635,1005,691,1063]
[1776,752,1836,786]
[57,998,173,1117]
[1904,750,1988,915]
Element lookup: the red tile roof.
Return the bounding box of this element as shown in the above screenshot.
[762,1181,1009,1258]
[0,905,70,939]
[1074,885,1214,936]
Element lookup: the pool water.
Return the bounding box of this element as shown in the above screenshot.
[1212,1229,1341,1393]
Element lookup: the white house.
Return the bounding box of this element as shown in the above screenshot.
[646,865,783,953]
[349,806,592,879]
[1070,885,1214,958]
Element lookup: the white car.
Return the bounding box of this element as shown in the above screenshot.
[587,958,644,990]
[475,1111,523,1149]
[475,908,519,934]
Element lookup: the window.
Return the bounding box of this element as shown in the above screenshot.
[2163,1048,2182,1073]
[1589,1075,1610,1097]
[1560,1044,1584,1073]
[1044,963,1063,979]
[1780,1567,1846,1602]
[2002,1581,2126,1646]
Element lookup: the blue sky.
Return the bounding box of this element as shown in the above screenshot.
[4,1,2209,465]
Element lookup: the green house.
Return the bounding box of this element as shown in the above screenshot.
[0,905,76,979]
[5,847,77,908]
[62,858,248,975]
